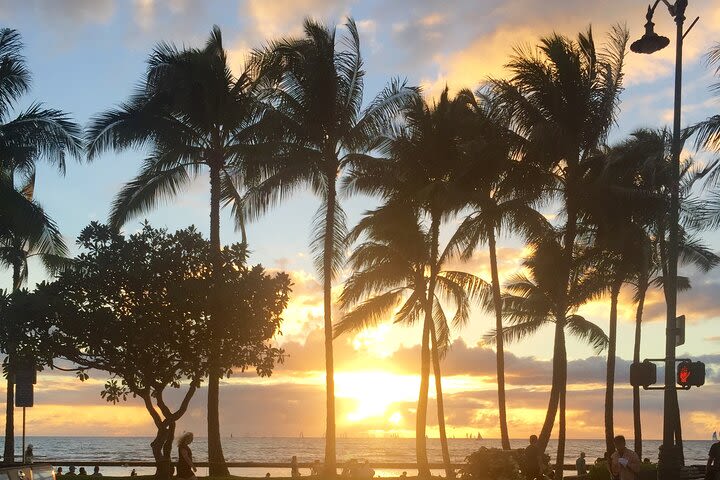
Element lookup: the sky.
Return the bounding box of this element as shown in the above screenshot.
[1,0,720,442]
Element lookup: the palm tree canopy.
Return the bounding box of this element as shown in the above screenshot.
[246,18,416,281]
[336,201,489,357]
[86,26,260,230]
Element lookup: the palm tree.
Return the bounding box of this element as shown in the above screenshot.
[489,235,609,480]
[335,201,488,478]
[492,25,629,452]
[0,27,82,462]
[604,128,720,456]
[447,89,549,449]
[86,26,260,474]
[247,19,415,473]
[344,87,476,476]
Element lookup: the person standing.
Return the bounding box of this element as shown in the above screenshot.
[609,435,640,480]
[177,432,197,480]
[91,466,102,477]
[291,456,301,478]
[576,452,587,476]
[708,439,720,480]
[24,444,34,464]
[523,435,544,480]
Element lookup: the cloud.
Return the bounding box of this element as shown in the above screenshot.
[0,0,115,26]
[244,0,355,40]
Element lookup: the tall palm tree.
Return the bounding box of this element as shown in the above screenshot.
[0,27,82,462]
[447,89,549,449]
[86,27,260,474]
[489,235,609,480]
[247,19,415,473]
[492,25,629,452]
[335,201,488,478]
[605,128,720,456]
[344,87,475,476]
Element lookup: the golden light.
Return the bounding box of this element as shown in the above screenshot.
[335,371,419,424]
[388,412,402,425]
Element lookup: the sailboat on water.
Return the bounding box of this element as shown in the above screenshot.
[713,431,718,441]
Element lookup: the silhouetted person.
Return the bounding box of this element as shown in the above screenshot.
[399,472,407,480]
[130,470,137,477]
[342,459,358,478]
[67,466,77,476]
[609,435,640,480]
[523,435,543,479]
[643,458,651,465]
[311,460,322,476]
[78,467,87,476]
[24,444,34,463]
[576,452,587,476]
[708,439,720,480]
[355,460,374,480]
[177,432,197,480]
[91,466,102,477]
[265,474,271,478]
[291,456,301,478]
[56,467,63,477]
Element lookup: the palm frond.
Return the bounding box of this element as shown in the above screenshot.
[565,314,608,353]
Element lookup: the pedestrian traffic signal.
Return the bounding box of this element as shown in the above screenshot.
[676,360,705,388]
[630,361,657,387]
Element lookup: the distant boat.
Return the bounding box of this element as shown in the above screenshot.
[713,431,718,441]
[477,432,483,440]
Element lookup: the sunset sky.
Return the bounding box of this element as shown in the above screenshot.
[1,0,719,441]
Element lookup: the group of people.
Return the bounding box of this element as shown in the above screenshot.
[55,466,103,477]
[522,434,640,480]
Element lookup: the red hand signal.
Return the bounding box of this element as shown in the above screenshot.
[679,365,691,384]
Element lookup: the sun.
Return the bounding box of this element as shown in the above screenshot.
[335,371,419,424]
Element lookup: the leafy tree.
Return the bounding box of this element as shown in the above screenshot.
[488,235,609,480]
[0,27,82,461]
[36,223,289,479]
[248,18,415,472]
[85,26,263,473]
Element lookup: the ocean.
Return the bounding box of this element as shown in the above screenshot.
[2,437,715,477]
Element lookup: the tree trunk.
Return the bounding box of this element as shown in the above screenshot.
[323,173,337,477]
[416,319,431,479]
[151,420,176,480]
[3,379,14,463]
[417,215,440,479]
[538,321,563,450]
[4,260,22,463]
[207,162,228,476]
[488,227,510,450]
[605,278,621,455]
[554,328,567,480]
[633,281,647,458]
[430,323,453,478]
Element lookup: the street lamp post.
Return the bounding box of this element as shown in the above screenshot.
[630,1,698,478]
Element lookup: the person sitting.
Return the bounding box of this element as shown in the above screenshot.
[66,466,77,476]
[399,472,407,480]
[129,469,137,477]
[310,460,322,476]
[56,467,63,477]
[91,466,102,477]
[78,467,87,476]
[24,444,34,464]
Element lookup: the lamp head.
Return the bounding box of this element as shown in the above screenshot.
[631,5,670,54]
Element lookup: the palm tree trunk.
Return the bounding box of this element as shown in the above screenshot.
[488,227,510,450]
[323,174,337,477]
[605,277,622,455]
[417,216,440,479]
[633,280,648,458]
[538,322,563,450]
[429,323,453,478]
[554,328,567,480]
[207,162,228,476]
[3,260,22,463]
[416,319,432,479]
